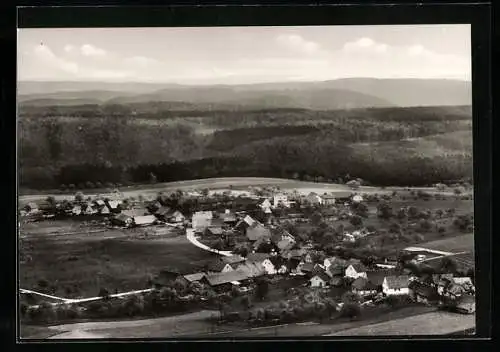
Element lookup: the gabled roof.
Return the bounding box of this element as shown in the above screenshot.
[348,263,368,273]
[205,271,249,286]
[122,208,148,217]
[183,272,206,282]
[367,270,395,286]
[106,200,121,209]
[237,262,266,277]
[326,265,345,277]
[311,272,331,283]
[246,253,271,263]
[208,261,228,272]
[384,275,410,289]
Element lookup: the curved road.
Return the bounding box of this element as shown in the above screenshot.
[186,228,233,257]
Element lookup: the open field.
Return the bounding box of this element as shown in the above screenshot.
[324,311,475,336]
[20,224,215,298]
[43,310,222,339]
[419,233,474,253]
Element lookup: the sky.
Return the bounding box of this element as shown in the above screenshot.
[17,25,471,84]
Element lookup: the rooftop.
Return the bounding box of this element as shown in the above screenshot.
[384,275,410,289]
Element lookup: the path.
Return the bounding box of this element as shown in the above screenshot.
[404,247,454,256]
[21,288,154,308]
[186,228,233,257]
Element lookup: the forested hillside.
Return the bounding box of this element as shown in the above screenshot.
[18,104,473,189]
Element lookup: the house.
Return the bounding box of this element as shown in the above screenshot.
[168,210,186,223]
[345,263,368,279]
[183,272,207,284]
[452,277,474,287]
[273,194,290,208]
[206,227,224,237]
[222,255,246,267]
[222,210,238,226]
[246,253,276,275]
[192,211,213,230]
[310,272,331,288]
[343,233,356,243]
[382,275,410,296]
[122,208,148,218]
[351,277,378,296]
[24,202,39,213]
[132,215,157,227]
[71,205,82,216]
[305,192,323,205]
[246,223,272,242]
[352,194,364,203]
[106,200,121,213]
[455,294,476,314]
[322,195,337,205]
[207,260,234,274]
[298,262,314,275]
[99,206,111,215]
[261,199,272,209]
[409,281,437,304]
[112,213,133,227]
[82,203,96,215]
[326,264,345,278]
[236,262,266,278]
[204,271,250,292]
[366,270,395,290]
[324,257,346,270]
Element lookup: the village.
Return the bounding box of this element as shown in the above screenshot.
[19,181,476,331]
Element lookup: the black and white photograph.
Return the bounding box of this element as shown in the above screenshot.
[17,23,477,339]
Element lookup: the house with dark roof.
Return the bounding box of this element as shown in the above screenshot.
[408,281,438,304]
[277,238,295,252]
[326,264,345,278]
[207,260,234,274]
[246,253,276,275]
[382,275,410,296]
[236,262,266,278]
[105,200,122,213]
[204,271,250,292]
[183,272,207,284]
[345,263,368,279]
[112,213,133,227]
[322,194,337,205]
[351,277,378,296]
[299,262,315,275]
[366,270,395,290]
[222,255,246,266]
[310,272,331,288]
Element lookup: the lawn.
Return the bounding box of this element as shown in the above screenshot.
[19,228,216,299]
[419,233,474,253]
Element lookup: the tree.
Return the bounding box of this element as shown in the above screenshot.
[389,222,401,234]
[397,207,407,220]
[98,287,110,299]
[439,257,458,274]
[310,211,323,226]
[149,172,157,184]
[74,192,84,202]
[349,215,363,227]
[435,209,444,219]
[407,206,419,219]
[377,202,393,219]
[340,302,361,318]
[255,278,269,301]
[418,219,433,233]
[201,188,209,197]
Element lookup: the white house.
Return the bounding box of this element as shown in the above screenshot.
[273,194,290,208]
[345,263,368,279]
[343,233,356,243]
[352,194,364,203]
[246,253,276,275]
[322,195,336,205]
[310,273,330,288]
[277,264,288,274]
[382,275,410,296]
[71,205,82,216]
[261,199,272,209]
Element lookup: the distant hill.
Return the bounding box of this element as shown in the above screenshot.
[18,78,471,109]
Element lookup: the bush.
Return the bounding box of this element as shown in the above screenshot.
[74,192,84,202]
[68,184,76,190]
[340,303,361,318]
[349,215,363,227]
[85,181,95,189]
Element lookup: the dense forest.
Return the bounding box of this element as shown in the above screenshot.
[18,105,473,189]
